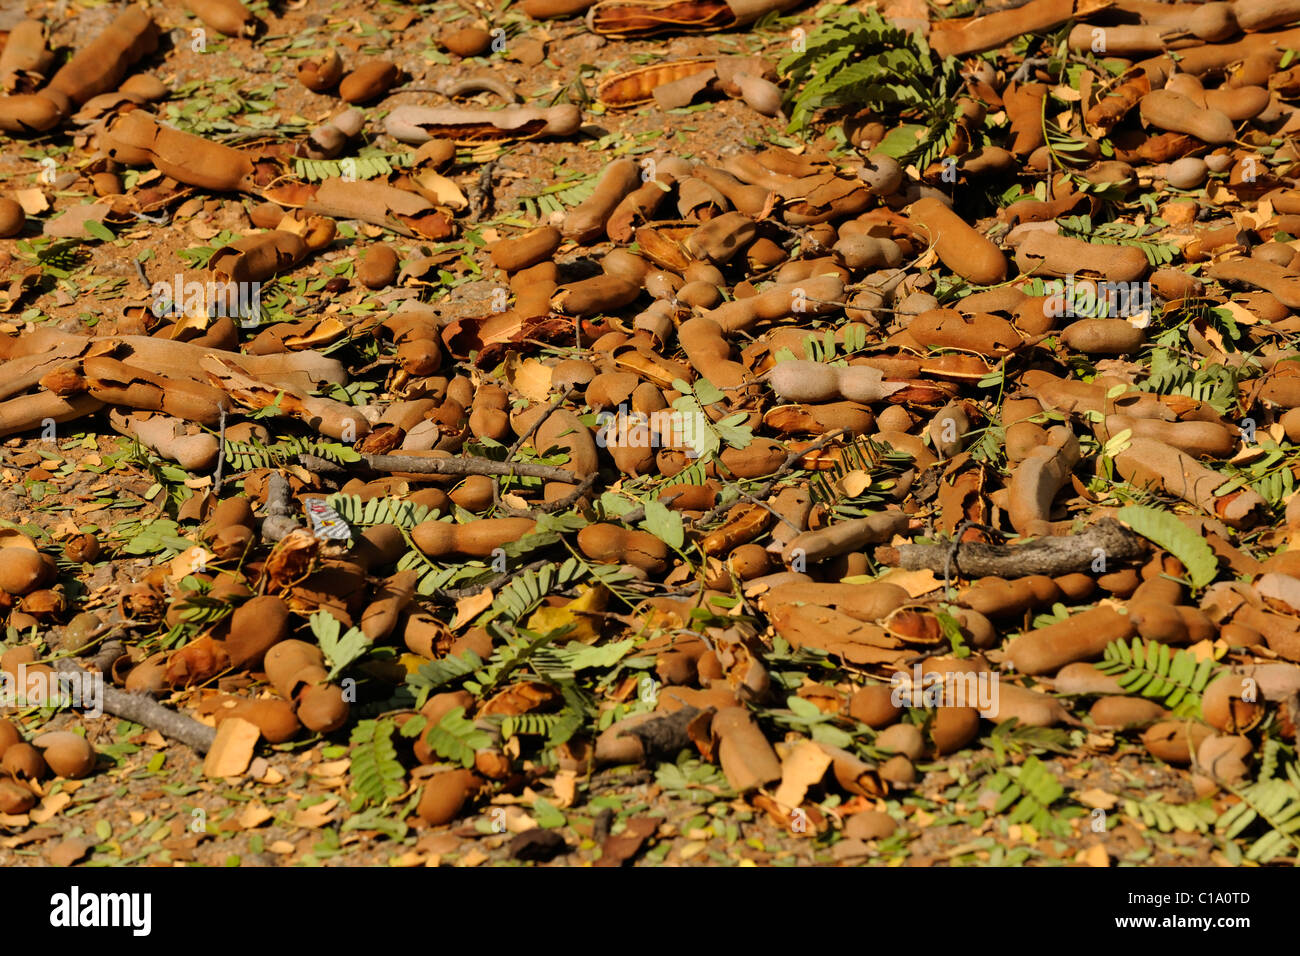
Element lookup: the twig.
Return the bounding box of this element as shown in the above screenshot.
[876,518,1146,578]
[615,486,692,527]
[87,639,125,674]
[1011,56,1052,85]
[212,405,227,494]
[53,659,217,754]
[496,472,599,518]
[427,558,552,603]
[736,490,803,534]
[470,160,497,223]
[692,429,847,530]
[943,520,1003,598]
[493,386,579,514]
[359,452,581,484]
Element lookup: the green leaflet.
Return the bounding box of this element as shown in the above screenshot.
[348,718,406,807]
[423,707,493,768]
[1095,637,1220,718]
[1218,767,1300,863]
[1117,504,1219,588]
[223,435,361,472]
[1123,796,1216,834]
[777,6,961,166]
[309,610,367,680]
[983,757,1074,838]
[325,493,432,529]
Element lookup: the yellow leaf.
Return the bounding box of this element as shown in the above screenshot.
[451,587,494,630]
[400,653,429,675]
[524,585,607,644]
[411,169,469,210]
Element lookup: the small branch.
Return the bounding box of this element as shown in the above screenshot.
[617,486,690,527]
[427,558,552,603]
[359,452,582,484]
[494,386,578,514]
[53,660,217,754]
[692,429,847,530]
[876,518,1146,578]
[87,639,125,674]
[212,405,227,495]
[496,472,599,518]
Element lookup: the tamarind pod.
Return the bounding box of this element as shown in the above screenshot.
[958,576,1063,618]
[1018,232,1151,283]
[1007,426,1081,536]
[563,159,642,244]
[929,0,1094,57]
[908,309,1022,356]
[0,92,67,133]
[84,357,229,426]
[303,178,453,240]
[596,60,716,107]
[523,0,597,17]
[764,401,874,437]
[1113,436,1268,529]
[607,158,694,241]
[0,391,102,439]
[700,504,772,556]
[735,72,782,116]
[586,0,800,39]
[1084,72,1150,132]
[1233,0,1300,32]
[108,410,220,471]
[692,166,773,218]
[706,275,845,333]
[99,111,255,192]
[678,319,751,401]
[361,569,420,642]
[198,355,369,440]
[1006,605,1137,675]
[1067,23,1166,55]
[47,7,159,105]
[384,104,582,144]
[208,231,310,284]
[781,513,908,566]
[340,60,401,104]
[551,275,641,316]
[1138,89,1236,144]
[1136,28,1300,81]
[684,211,756,264]
[1204,85,1270,120]
[491,226,562,273]
[0,21,53,93]
[578,524,670,573]
[762,581,909,622]
[1142,720,1212,765]
[1099,414,1237,458]
[1207,257,1300,309]
[0,343,91,402]
[979,682,1075,727]
[187,0,261,37]
[1089,696,1169,727]
[712,707,781,793]
[908,198,1007,285]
